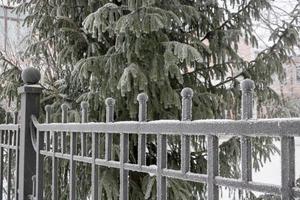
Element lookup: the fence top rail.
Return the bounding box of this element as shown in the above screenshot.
[32,116,300,137]
[0,124,19,131]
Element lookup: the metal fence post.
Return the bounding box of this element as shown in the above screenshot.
[18,68,42,200]
[240,79,254,183]
[105,98,115,161]
[180,88,193,174]
[13,111,19,200]
[81,101,88,156]
[137,93,148,166]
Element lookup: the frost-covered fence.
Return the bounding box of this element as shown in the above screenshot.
[0,112,18,200]
[0,67,300,200]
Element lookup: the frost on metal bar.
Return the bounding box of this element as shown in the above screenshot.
[137,93,148,166]
[91,132,99,200]
[241,79,254,182]
[61,104,68,154]
[33,119,300,137]
[281,136,295,200]
[51,130,58,200]
[0,113,20,200]
[157,133,167,200]
[207,135,219,200]
[45,105,51,151]
[7,130,12,200]
[35,130,44,199]
[81,101,88,156]
[105,98,115,161]
[181,88,193,174]
[120,133,129,200]
[70,131,76,199]
[13,112,19,200]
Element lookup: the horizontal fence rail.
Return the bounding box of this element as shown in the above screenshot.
[31,118,300,137]
[0,69,299,200]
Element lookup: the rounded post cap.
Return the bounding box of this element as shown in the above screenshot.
[105,98,116,106]
[45,105,52,113]
[21,67,41,84]
[81,101,89,110]
[137,93,148,103]
[61,103,69,111]
[181,87,194,98]
[241,79,255,91]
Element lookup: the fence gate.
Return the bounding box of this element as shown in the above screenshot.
[0,68,299,200]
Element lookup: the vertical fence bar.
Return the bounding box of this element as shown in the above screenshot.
[120,132,129,200]
[157,133,167,200]
[88,99,98,199]
[105,98,115,161]
[61,104,68,153]
[181,88,193,173]
[91,131,99,200]
[52,130,58,200]
[137,93,148,166]
[7,129,12,200]
[81,102,88,156]
[5,112,9,124]
[70,131,76,200]
[281,136,295,200]
[45,105,52,151]
[13,111,19,200]
[0,130,2,200]
[240,79,254,182]
[5,113,11,200]
[61,104,76,200]
[35,128,44,199]
[207,135,219,200]
[18,69,42,200]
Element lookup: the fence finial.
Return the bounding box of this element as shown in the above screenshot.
[61,104,68,112]
[45,105,52,113]
[181,87,193,121]
[61,103,69,124]
[81,101,89,111]
[241,79,255,92]
[45,105,52,123]
[21,67,41,85]
[81,101,89,122]
[137,93,148,103]
[240,79,255,120]
[105,98,115,107]
[105,98,115,123]
[13,111,18,124]
[137,93,148,122]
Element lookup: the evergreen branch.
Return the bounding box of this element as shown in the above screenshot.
[200,0,264,42]
[212,14,298,89]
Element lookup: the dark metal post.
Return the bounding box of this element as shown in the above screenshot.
[18,68,42,200]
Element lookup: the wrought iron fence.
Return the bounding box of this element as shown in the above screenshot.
[0,113,18,200]
[0,68,299,200]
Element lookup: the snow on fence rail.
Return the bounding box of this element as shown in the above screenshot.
[0,67,299,200]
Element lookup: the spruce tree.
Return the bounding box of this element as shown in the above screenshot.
[0,0,299,199]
